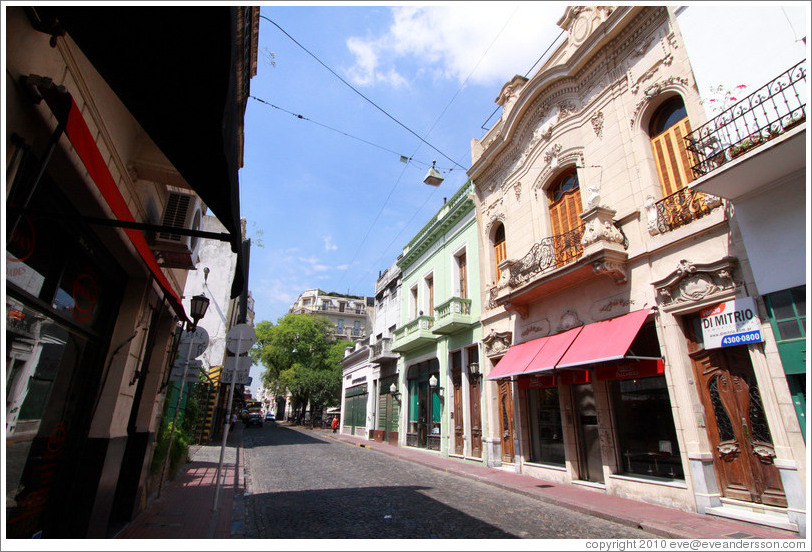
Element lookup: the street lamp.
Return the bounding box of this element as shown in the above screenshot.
[389,382,401,399]
[188,293,210,332]
[423,160,444,187]
[428,374,444,399]
[159,292,209,498]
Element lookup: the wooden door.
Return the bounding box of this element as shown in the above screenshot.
[690,347,787,507]
[548,172,583,266]
[452,364,464,456]
[498,379,515,462]
[651,116,695,198]
[469,369,483,458]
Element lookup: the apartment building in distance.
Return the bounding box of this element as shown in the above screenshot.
[289,289,374,342]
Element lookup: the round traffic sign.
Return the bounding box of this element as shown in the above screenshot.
[226,323,256,354]
[179,326,209,359]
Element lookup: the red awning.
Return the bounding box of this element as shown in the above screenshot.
[40,85,189,324]
[556,308,652,369]
[521,326,583,376]
[485,325,583,380]
[485,337,548,380]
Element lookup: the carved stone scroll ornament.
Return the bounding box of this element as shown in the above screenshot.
[593,260,627,284]
[652,257,740,310]
[482,329,513,358]
[590,111,604,138]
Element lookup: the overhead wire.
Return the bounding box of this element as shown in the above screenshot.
[249,95,453,170]
[480,28,566,131]
[259,13,467,171]
[346,5,522,293]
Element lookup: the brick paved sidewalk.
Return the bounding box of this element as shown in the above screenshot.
[114,424,245,539]
[323,428,803,541]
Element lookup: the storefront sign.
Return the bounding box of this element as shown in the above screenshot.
[518,373,556,390]
[558,370,589,385]
[595,359,664,381]
[700,297,764,350]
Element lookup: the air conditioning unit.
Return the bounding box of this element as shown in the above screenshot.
[151,191,203,270]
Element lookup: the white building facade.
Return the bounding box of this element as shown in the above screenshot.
[470,5,806,536]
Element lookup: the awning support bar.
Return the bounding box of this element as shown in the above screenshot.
[7,206,234,242]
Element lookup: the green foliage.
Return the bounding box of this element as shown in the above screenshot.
[149,388,200,479]
[250,314,353,420]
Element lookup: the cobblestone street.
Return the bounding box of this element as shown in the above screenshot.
[241,424,652,539]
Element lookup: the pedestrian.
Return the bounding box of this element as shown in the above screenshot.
[331,416,339,434]
[231,412,237,429]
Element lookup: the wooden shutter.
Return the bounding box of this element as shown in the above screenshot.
[494,238,506,282]
[548,182,583,266]
[651,116,695,198]
[458,253,467,298]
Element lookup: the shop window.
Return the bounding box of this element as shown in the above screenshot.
[610,376,684,480]
[527,387,565,466]
[649,96,695,197]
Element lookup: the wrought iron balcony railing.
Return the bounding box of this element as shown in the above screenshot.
[649,187,723,234]
[506,223,585,288]
[686,60,806,178]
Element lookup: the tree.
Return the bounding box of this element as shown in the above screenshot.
[250,314,353,423]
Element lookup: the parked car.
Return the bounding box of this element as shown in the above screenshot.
[244,412,263,428]
[265,412,275,422]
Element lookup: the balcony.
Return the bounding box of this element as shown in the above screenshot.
[370,337,399,363]
[432,297,475,335]
[392,315,436,353]
[645,187,723,235]
[686,60,806,201]
[487,205,628,316]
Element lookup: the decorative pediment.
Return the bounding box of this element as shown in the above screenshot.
[652,257,739,311]
[558,6,615,48]
[482,329,513,358]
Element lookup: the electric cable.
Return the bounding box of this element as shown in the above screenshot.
[480,28,566,131]
[335,6,520,295]
[249,95,455,170]
[260,13,467,171]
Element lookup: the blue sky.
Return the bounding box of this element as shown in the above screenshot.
[239,3,567,328]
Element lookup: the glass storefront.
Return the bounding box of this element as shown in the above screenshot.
[406,359,440,450]
[6,155,124,537]
[609,375,684,479]
[526,386,565,465]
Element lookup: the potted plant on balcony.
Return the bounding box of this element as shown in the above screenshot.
[728,134,763,159]
[783,113,806,132]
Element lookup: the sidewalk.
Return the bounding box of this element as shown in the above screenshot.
[114,423,245,539]
[324,429,802,541]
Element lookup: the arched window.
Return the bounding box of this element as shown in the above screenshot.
[493,223,506,283]
[547,169,583,266]
[649,96,695,197]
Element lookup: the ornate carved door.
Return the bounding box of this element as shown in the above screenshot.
[451,354,464,456]
[498,379,515,462]
[690,346,787,507]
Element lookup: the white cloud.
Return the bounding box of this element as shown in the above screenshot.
[345,3,566,88]
[323,235,338,251]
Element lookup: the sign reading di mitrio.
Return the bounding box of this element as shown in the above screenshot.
[700,296,764,350]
